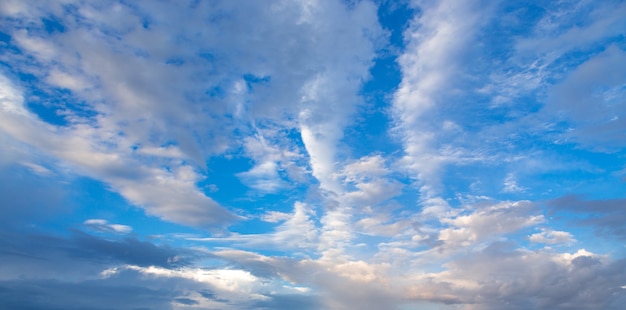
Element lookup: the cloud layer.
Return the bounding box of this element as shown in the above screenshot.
[0,0,625,309]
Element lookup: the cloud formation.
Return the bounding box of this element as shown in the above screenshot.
[0,0,625,309]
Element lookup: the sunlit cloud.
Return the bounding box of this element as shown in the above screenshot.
[0,0,625,309]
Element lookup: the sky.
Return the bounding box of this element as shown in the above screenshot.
[0,0,625,309]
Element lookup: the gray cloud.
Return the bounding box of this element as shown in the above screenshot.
[0,0,384,229]
[0,164,70,227]
[0,229,194,283]
[547,45,626,150]
[549,195,626,240]
[71,231,194,268]
[407,241,626,309]
[251,294,322,310]
[0,227,217,309]
[0,1,624,309]
[0,278,177,310]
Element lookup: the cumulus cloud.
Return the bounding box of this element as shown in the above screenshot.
[338,155,403,205]
[406,242,626,309]
[529,228,576,245]
[437,200,544,250]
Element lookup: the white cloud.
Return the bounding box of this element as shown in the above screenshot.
[409,200,545,256]
[529,228,576,245]
[260,211,291,223]
[0,74,29,116]
[344,179,404,205]
[405,244,626,309]
[84,219,132,234]
[272,202,318,248]
[235,131,308,194]
[1,1,625,309]
[19,161,53,176]
[46,69,88,91]
[392,0,494,199]
[189,201,318,250]
[515,1,626,60]
[102,265,270,308]
[503,173,526,193]
[0,75,237,228]
[477,1,626,152]
[237,160,284,193]
[0,0,385,230]
[337,155,404,206]
[338,155,390,183]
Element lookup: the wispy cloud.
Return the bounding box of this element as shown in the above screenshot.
[83,219,132,234]
[0,0,625,309]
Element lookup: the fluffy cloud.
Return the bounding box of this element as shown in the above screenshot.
[529,228,576,245]
[437,200,544,250]
[0,0,384,228]
[0,0,624,309]
[392,0,494,198]
[406,242,626,309]
[0,74,237,228]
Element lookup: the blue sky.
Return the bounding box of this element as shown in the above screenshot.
[1,0,625,309]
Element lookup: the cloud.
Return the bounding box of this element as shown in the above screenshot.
[213,249,400,310]
[438,201,543,249]
[83,219,132,234]
[340,155,403,201]
[392,0,495,198]
[514,1,626,60]
[0,0,386,230]
[406,242,626,309]
[0,73,238,228]
[529,228,576,245]
[251,293,322,310]
[190,201,319,250]
[0,163,70,227]
[503,173,526,193]
[0,229,196,285]
[18,160,53,176]
[475,1,626,152]
[235,129,310,194]
[549,195,626,240]
[0,227,216,308]
[260,211,291,223]
[547,45,626,149]
[0,278,177,310]
[0,1,625,309]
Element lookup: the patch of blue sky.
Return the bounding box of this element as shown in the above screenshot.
[0,31,10,43]
[23,84,80,127]
[347,6,411,113]
[41,16,66,34]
